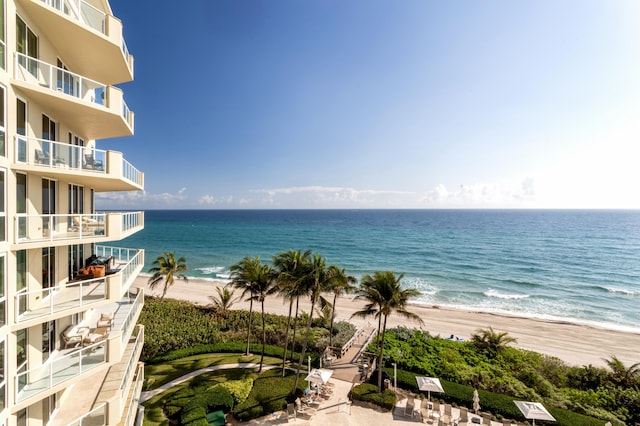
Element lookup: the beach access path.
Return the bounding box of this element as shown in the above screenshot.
[134,277,640,368]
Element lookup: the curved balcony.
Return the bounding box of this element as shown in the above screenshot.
[14,211,144,248]
[12,54,134,139]
[13,136,144,191]
[14,247,144,325]
[14,294,144,406]
[16,0,134,84]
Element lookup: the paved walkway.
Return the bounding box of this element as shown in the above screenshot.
[140,362,276,402]
[329,323,377,383]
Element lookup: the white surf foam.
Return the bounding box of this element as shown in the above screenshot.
[484,289,530,300]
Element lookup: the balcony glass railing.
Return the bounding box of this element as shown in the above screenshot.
[121,290,143,343]
[15,136,106,173]
[123,364,144,426]
[122,157,143,186]
[16,339,106,402]
[122,212,142,233]
[41,0,106,34]
[15,213,105,242]
[66,402,107,426]
[120,326,143,401]
[15,53,105,105]
[15,277,106,322]
[95,245,144,294]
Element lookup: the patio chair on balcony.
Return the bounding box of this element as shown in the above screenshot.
[97,312,115,329]
[84,153,104,171]
[35,149,65,166]
[62,324,90,349]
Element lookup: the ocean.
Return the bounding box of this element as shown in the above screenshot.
[120,209,640,332]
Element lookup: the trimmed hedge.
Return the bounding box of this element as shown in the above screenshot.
[387,367,605,426]
[147,341,317,367]
[351,383,397,411]
[232,369,307,422]
[179,387,234,425]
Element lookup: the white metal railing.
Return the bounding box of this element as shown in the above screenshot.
[119,326,143,401]
[15,53,105,105]
[122,39,131,67]
[122,99,132,123]
[95,246,144,294]
[65,402,107,426]
[123,364,143,426]
[121,290,143,342]
[16,339,107,402]
[41,0,106,34]
[15,278,106,322]
[15,212,105,242]
[15,135,106,173]
[122,212,142,233]
[122,157,143,186]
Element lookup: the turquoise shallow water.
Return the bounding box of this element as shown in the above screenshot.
[120,209,640,332]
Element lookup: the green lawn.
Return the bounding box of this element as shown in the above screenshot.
[144,353,282,389]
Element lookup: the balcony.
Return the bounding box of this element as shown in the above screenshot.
[14,136,144,191]
[12,53,134,139]
[14,212,143,247]
[15,247,144,325]
[16,0,134,84]
[15,292,144,406]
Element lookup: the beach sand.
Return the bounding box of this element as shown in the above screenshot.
[134,276,640,368]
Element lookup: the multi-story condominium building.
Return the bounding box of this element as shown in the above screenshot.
[0,0,145,424]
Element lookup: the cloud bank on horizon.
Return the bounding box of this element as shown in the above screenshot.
[96,175,637,210]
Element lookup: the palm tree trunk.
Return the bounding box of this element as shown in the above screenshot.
[259,300,266,372]
[281,298,294,376]
[378,314,388,392]
[292,297,316,395]
[246,298,253,356]
[329,292,337,348]
[290,297,300,362]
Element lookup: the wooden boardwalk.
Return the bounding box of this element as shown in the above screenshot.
[328,324,377,383]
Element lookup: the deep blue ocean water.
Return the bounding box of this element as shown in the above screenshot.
[120,209,640,332]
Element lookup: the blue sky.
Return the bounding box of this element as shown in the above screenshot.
[98,1,640,210]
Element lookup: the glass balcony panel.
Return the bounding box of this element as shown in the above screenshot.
[66,403,106,426]
[42,0,106,35]
[16,341,106,402]
[15,213,106,243]
[15,278,107,323]
[15,53,106,105]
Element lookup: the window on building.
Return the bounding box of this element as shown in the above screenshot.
[0,86,5,157]
[16,16,37,75]
[42,320,55,362]
[16,329,27,392]
[0,169,4,241]
[68,244,84,279]
[16,173,26,239]
[0,337,5,412]
[16,250,26,316]
[0,0,5,69]
[0,254,4,327]
[42,247,55,290]
[16,98,26,163]
[42,178,56,237]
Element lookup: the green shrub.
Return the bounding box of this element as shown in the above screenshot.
[350,383,396,411]
[213,379,253,404]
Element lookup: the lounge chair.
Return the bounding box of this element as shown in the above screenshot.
[502,419,512,426]
[84,153,104,171]
[421,405,431,424]
[404,395,415,416]
[459,407,468,423]
[61,324,89,348]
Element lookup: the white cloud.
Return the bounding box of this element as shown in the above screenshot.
[96,188,188,208]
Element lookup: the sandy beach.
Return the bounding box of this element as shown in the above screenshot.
[135,276,640,368]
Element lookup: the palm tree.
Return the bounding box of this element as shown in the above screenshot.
[471,326,517,358]
[273,249,311,376]
[251,263,277,372]
[229,256,262,356]
[604,355,640,388]
[147,252,189,300]
[292,253,331,394]
[351,271,423,392]
[326,266,357,348]
[209,287,240,314]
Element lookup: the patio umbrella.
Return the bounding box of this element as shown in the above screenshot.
[473,389,480,414]
[415,377,445,401]
[304,368,333,385]
[514,401,556,425]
